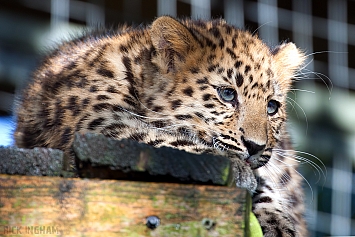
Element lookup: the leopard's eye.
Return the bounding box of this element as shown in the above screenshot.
[218,88,236,102]
[267,100,280,116]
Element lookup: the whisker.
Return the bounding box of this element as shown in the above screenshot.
[261,162,286,192]
[286,97,299,118]
[289,88,315,94]
[274,149,327,182]
[265,162,297,213]
[267,161,290,188]
[260,164,295,215]
[148,121,226,152]
[304,50,348,58]
[286,96,309,134]
[275,151,324,185]
[297,57,314,74]
[272,156,315,202]
[295,68,333,96]
[118,106,171,120]
[252,21,272,35]
[274,149,327,172]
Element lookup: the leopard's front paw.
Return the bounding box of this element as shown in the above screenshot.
[230,157,257,192]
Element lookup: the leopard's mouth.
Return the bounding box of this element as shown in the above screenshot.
[212,137,272,169]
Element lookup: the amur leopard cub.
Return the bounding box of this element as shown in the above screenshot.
[15,16,307,236]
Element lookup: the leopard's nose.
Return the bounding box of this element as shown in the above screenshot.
[242,136,266,156]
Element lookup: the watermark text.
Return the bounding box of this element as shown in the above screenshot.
[1,226,62,235]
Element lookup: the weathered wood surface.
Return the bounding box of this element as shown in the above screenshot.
[0,133,234,186]
[74,133,234,186]
[0,174,247,236]
[0,146,66,176]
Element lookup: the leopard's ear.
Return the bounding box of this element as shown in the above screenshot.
[150,16,200,73]
[272,43,306,82]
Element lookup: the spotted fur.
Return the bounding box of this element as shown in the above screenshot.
[15,16,307,236]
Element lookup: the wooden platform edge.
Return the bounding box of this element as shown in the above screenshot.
[0,174,248,237]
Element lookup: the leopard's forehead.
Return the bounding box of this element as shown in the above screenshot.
[184,18,272,60]
[176,20,279,103]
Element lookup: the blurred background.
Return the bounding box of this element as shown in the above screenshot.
[0,0,354,236]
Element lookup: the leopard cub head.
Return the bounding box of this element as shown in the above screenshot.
[144,16,305,169]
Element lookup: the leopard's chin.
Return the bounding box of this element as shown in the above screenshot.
[245,154,271,169]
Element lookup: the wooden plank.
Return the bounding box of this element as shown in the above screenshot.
[0,174,247,236]
[0,133,234,186]
[0,146,67,176]
[74,133,234,186]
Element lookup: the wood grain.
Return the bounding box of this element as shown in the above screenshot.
[74,133,234,186]
[0,174,247,236]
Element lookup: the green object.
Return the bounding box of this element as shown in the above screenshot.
[249,211,263,237]
[245,192,263,237]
